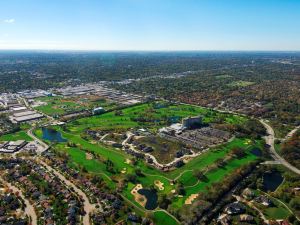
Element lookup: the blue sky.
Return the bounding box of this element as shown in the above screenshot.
[0,0,300,50]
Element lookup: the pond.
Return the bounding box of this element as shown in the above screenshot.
[262,171,284,192]
[251,148,262,157]
[138,189,158,210]
[42,128,67,142]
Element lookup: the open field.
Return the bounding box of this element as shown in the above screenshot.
[66,101,247,134]
[0,130,33,141]
[35,95,117,116]
[153,211,180,225]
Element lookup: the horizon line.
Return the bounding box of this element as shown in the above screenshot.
[0,49,300,53]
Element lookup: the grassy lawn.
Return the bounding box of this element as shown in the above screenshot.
[37,122,261,209]
[66,101,247,134]
[35,95,116,117]
[171,149,257,208]
[264,206,290,219]
[0,130,33,141]
[153,211,180,225]
[43,125,261,209]
[254,191,291,220]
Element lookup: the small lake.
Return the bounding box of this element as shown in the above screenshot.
[138,189,158,210]
[42,128,67,142]
[251,148,262,157]
[262,171,283,192]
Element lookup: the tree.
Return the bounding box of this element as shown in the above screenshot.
[290,198,300,210]
[134,168,144,177]
[231,147,246,159]
[126,173,137,183]
[158,194,171,209]
[193,169,207,181]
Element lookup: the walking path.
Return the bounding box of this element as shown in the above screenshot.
[0,178,37,225]
[260,120,300,175]
[39,160,97,225]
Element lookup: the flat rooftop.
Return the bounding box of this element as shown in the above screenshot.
[13,110,37,117]
[14,113,44,122]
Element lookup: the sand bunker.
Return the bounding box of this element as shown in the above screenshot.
[85,153,93,160]
[154,180,164,191]
[244,140,252,145]
[131,184,146,207]
[125,159,132,164]
[185,194,199,205]
[121,168,127,174]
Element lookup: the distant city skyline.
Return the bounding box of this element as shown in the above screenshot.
[1,0,300,51]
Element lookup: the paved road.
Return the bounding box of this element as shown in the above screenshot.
[284,125,300,141]
[0,178,37,225]
[27,128,49,153]
[39,160,97,225]
[260,120,300,175]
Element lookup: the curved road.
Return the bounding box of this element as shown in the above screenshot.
[284,125,300,141]
[0,178,37,225]
[260,120,300,175]
[39,160,97,225]
[27,128,49,153]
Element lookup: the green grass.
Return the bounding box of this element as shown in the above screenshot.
[0,131,33,141]
[264,206,290,219]
[171,149,257,208]
[67,101,247,134]
[36,96,84,116]
[153,211,180,225]
[35,101,262,211]
[35,96,116,117]
[255,191,291,220]
[38,124,260,210]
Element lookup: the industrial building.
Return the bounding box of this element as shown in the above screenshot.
[0,140,28,153]
[10,110,44,123]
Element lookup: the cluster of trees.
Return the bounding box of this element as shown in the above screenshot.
[177,161,259,224]
[281,130,300,169]
[1,51,299,125]
[113,54,300,126]
[0,114,20,135]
